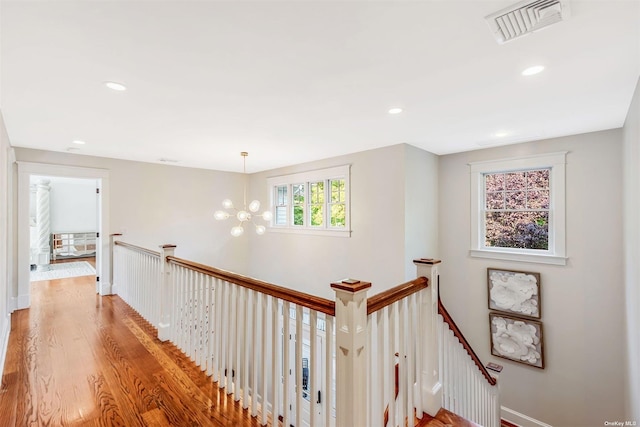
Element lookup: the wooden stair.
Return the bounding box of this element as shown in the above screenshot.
[415,408,482,427]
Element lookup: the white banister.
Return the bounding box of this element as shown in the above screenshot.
[413,258,443,416]
[158,244,175,341]
[331,279,371,427]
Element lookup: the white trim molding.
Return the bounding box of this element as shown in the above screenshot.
[502,406,554,427]
[469,152,568,265]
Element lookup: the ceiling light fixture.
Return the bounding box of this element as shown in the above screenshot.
[522,65,545,76]
[104,81,127,91]
[388,107,403,114]
[72,140,86,145]
[494,131,509,138]
[214,152,272,237]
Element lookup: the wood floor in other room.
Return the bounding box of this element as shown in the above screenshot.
[0,274,266,426]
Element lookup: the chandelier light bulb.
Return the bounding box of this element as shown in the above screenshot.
[237,210,250,222]
[222,199,234,209]
[255,225,266,235]
[262,211,273,221]
[249,200,261,212]
[214,210,229,220]
[230,226,244,237]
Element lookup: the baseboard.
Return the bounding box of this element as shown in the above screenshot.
[17,293,30,310]
[502,406,553,427]
[100,282,114,296]
[0,313,12,381]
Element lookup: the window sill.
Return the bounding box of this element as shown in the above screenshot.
[469,249,567,266]
[268,227,352,238]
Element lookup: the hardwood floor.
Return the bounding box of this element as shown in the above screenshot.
[0,273,266,426]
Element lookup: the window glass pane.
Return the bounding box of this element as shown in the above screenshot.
[331,179,345,203]
[485,173,504,191]
[486,192,504,210]
[293,206,304,226]
[485,212,549,250]
[277,186,287,205]
[293,184,305,205]
[275,206,287,225]
[330,204,346,227]
[310,181,324,226]
[505,172,526,190]
[527,169,550,189]
[505,191,526,210]
[527,190,549,209]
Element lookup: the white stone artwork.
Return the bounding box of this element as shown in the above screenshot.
[488,268,540,319]
[490,313,544,369]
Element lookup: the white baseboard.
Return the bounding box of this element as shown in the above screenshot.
[100,282,114,296]
[17,293,30,310]
[0,313,12,381]
[502,406,553,427]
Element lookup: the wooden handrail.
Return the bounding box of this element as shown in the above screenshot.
[167,256,336,316]
[437,296,497,386]
[114,241,161,258]
[366,277,428,316]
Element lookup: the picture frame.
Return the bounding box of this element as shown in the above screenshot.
[487,268,541,319]
[489,313,544,369]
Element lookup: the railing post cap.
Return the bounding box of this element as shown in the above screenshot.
[331,279,371,293]
[413,258,442,265]
[160,244,177,249]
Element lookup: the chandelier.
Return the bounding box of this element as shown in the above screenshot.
[214,151,272,237]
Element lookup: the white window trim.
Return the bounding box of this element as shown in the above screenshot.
[469,152,567,266]
[267,165,351,237]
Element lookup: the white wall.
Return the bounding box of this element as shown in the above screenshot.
[14,148,249,275]
[46,177,97,233]
[0,112,13,379]
[247,144,438,299]
[438,129,625,427]
[623,77,640,423]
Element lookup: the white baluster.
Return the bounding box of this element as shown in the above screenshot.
[158,244,175,342]
[324,314,333,427]
[260,294,268,425]
[295,304,303,427]
[282,301,291,427]
[271,297,280,424]
[242,287,250,408]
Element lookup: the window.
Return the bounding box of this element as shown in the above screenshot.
[267,165,350,236]
[470,152,567,265]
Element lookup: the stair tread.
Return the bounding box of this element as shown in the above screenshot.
[416,408,482,427]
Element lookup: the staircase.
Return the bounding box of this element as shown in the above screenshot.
[417,408,482,427]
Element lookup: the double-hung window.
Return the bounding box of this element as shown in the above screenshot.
[469,152,567,265]
[267,165,350,236]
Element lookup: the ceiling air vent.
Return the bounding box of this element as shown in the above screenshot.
[485,0,571,44]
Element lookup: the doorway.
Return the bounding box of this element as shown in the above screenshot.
[16,161,110,310]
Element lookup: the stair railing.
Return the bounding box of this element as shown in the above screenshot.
[110,234,500,427]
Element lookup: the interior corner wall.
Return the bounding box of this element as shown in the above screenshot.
[622,76,640,423]
[404,144,438,279]
[0,111,13,379]
[247,144,426,299]
[13,148,249,275]
[438,129,625,427]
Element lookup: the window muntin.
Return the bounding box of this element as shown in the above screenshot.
[484,169,550,250]
[469,152,567,265]
[267,165,350,236]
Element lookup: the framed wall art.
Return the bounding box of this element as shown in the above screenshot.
[487,268,541,319]
[489,312,544,369]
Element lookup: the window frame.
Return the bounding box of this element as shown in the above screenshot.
[267,165,351,237]
[469,152,567,265]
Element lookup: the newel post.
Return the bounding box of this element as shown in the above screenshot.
[331,279,371,427]
[158,244,176,342]
[109,233,122,295]
[414,258,443,416]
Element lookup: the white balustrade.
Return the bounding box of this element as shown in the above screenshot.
[111,241,501,427]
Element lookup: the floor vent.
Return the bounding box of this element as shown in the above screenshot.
[485,0,571,44]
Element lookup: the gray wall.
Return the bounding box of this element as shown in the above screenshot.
[623,77,640,423]
[438,129,625,426]
[14,148,249,274]
[247,143,438,299]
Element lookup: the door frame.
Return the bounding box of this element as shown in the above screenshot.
[16,161,111,309]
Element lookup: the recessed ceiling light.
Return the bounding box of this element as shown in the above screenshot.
[521,65,545,76]
[104,81,127,91]
[72,140,86,145]
[494,131,509,138]
[388,107,403,114]
[159,158,179,163]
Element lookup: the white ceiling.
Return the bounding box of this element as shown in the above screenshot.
[2,0,639,173]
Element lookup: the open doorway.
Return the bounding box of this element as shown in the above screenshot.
[16,162,110,311]
[28,176,98,286]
